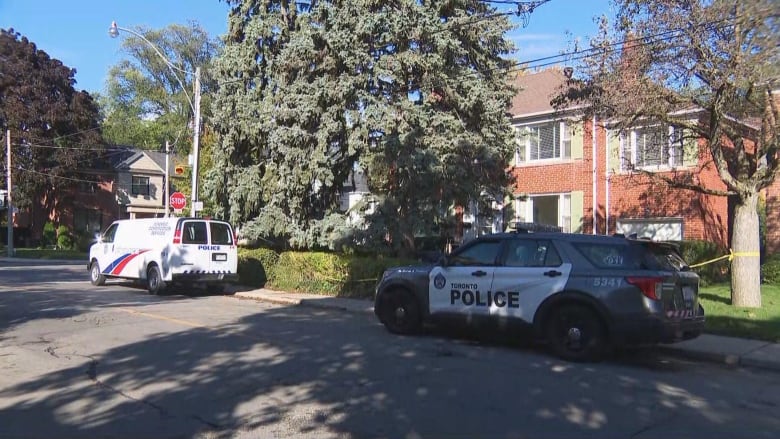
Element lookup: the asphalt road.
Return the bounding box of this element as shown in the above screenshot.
[1,261,779,439]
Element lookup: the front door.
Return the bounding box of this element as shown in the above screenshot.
[429,239,503,318]
[490,238,571,323]
[96,223,119,274]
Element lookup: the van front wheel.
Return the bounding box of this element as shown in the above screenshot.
[147,265,166,295]
[90,261,106,286]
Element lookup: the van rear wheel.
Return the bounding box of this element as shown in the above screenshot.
[90,261,106,286]
[147,265,166,295]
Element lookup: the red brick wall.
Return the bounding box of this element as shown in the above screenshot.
[510,120,730,247]
[765,179,780,255]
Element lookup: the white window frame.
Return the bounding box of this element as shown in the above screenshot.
[620,125,685,171]
[514,121,572,166]
[514,193,571,232]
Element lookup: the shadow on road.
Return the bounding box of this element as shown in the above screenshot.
[2,290,774,439]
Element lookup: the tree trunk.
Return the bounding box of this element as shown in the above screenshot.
[731,192,762,308]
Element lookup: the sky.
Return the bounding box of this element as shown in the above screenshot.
[0,0,613,94]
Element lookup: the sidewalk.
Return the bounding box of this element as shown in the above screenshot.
[232,287,780,373]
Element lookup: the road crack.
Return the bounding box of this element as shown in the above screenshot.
[84,358,225,432]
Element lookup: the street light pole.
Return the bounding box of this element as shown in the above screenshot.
[164,140,170,217]
[108,21,201,217]
[190,67,201,217]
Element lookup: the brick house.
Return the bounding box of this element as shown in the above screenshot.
[504,69,730,247]
[8,147,182,246]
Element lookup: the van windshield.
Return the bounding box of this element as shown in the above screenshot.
[210,222,233,245]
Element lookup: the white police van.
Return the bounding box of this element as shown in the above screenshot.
[88,217,238,295]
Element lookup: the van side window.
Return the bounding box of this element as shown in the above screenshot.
[102,224,118,244]
[210,223,233,245]
[182,221,208,244]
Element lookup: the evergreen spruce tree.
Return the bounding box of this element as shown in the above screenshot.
[207,0,516,253]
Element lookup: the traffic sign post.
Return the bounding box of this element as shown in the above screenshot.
[170,192,186,211]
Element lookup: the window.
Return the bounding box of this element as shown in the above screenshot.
[210,222,233,245]
[573,243,640,269]
[621,125,685,170]
[515,121,571,164]
[450,240,502,266]
[78,181,98,193]
[504,239,562,267]
[74,209,102,233]
[101,224,118,244]
[182,221,208,244]
[131,176,150,196]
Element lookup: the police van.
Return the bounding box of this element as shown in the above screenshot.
[374,226,705,361]
[88,217,238,295]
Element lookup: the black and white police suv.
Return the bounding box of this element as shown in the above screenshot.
[374,225,705,361]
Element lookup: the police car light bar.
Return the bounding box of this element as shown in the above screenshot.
[511,222,562,233]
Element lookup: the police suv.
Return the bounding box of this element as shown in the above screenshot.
[88,217,238,295]
[374,224,705,361]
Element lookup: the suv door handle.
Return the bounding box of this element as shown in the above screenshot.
[471,270,487,277]
[543,270,562,277]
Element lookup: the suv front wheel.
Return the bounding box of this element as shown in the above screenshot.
[378,290,421,335]
[545,303,607,362]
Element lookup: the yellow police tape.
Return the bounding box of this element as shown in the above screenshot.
[688,249,761,268]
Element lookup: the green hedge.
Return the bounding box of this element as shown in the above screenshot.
[679,240,730,286]
[761,253,780,284]
[237,247,414,298]
[237,248,280,287]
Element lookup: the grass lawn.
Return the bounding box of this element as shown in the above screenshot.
[699,284,780,342]
[2,247,87,261]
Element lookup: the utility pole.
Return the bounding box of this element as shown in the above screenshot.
[164,140,170,217]
[6,130,13,257]
[190,66,201,218]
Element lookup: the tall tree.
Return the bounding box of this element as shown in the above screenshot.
[207,0,516,253]
[101,22,221,151]
[0,28,103,230]
[559,0,779,307]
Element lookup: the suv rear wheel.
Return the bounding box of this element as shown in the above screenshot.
[545,303,607,362]
[379,290,421,335]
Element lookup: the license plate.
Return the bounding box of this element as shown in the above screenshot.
[213,253,227,262]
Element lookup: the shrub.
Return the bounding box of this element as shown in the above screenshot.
[761,253,780,284]
[678,240,730,286]
[237,247,279,287]
[75,231,97,252]
[41,222,57,248]
[269,251,414,298]
[56,225,74,250]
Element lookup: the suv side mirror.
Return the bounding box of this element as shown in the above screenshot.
[436,255,448,267]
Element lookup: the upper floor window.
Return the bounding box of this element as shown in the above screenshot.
[131,176,150,196]
[515,121,571,165]
[78,181,98,193]
[621,125,685,170]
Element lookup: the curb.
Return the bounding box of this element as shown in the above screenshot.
[233,290,780,372]
[654,345,742,368]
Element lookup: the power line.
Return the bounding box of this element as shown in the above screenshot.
[466,17,736,79]
[17,167,107,185]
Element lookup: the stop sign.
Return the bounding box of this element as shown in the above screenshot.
[170,192,186,210]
